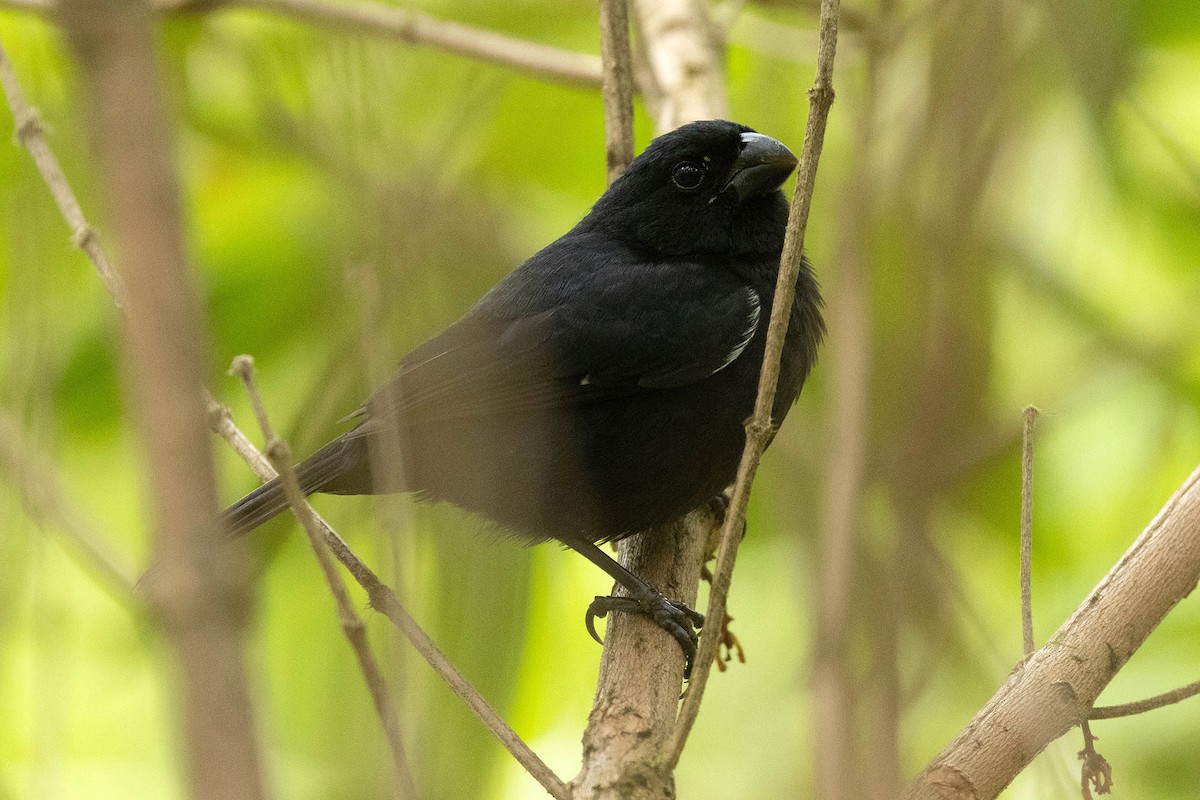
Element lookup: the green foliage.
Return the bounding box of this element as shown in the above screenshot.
[0,2,1198,798]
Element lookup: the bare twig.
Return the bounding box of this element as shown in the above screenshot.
[201,0,601,87]
[669,0,840,764]
[2,0,603,89]
[1090,679,1200,720]
[904,462,1200,799]
[0,411,138,603]
[229,356,418,799]
[207,395,571,800]
[1020,405,1038,656]
[599,0,635,183]
[0,38,124,305]
[57,1,265,796]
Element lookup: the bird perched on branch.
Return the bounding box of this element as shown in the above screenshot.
[223,119,824,673]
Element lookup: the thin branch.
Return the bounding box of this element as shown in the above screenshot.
[669,0,841,764]
[904,462,1200,799]
[1090,679,1200,720]
[1020,405,1038,656]
[229,356,418,800]
[571,5,705,797]
[207,394,571,800]
[599,0,634,183]
[0,410,138,603]
[0,38,124,306]
[2,0,603,89]
[808,23,884,793]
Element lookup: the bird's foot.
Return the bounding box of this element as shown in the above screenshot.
[706,490,732,525]
[586,593,706,677]
[705,489,747,540]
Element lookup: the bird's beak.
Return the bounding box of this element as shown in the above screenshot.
[723,132,798,200]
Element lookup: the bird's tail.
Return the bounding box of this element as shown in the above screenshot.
[221,435,368,537]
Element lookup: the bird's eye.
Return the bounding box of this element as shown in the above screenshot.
[671,161,705,190]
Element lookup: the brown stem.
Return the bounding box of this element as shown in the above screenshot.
[0,38,124,304]
[630,0,729,131]
[1089,679,1200,720]
[57,1,265,797]
[570,511,711,799]
[0,410,138,603]
[1020,405,1039,656]
[599,0,635,183]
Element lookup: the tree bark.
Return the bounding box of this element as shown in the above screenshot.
[905,462,1200,799]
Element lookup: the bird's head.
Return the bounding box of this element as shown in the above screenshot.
[585,120,797,258]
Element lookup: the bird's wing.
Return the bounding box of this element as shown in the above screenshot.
[544,265,761,390]
[358,259,762,424]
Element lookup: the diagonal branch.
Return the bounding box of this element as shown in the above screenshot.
[0,38,124,305]
[230,356,419,800]
[2,0,604,89]
[207,397,571,800]
[1089,679,1200,720]
[669,0,841,764]
[904,462,1200,800]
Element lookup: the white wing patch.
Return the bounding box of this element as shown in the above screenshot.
[714,288,761,374]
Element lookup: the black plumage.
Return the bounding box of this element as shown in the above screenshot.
[224,119,825,670]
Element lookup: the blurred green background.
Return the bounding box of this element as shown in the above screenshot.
[1,0,1198,798]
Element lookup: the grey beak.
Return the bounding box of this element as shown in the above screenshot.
[724,132,798,200]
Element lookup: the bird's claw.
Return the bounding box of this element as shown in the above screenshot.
[586,593,705,677]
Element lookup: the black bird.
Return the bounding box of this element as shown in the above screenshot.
[224,120,825,671]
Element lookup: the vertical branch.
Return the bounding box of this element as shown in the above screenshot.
[571,513,711,800]
[811,23,880,799]
[572,2,699,798]
[670,0,841,763]
[572,2,738,794]
[811,131,870,800]
[1020,405,1038,656]
[599,0,635,183]
[56,3,266,799]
